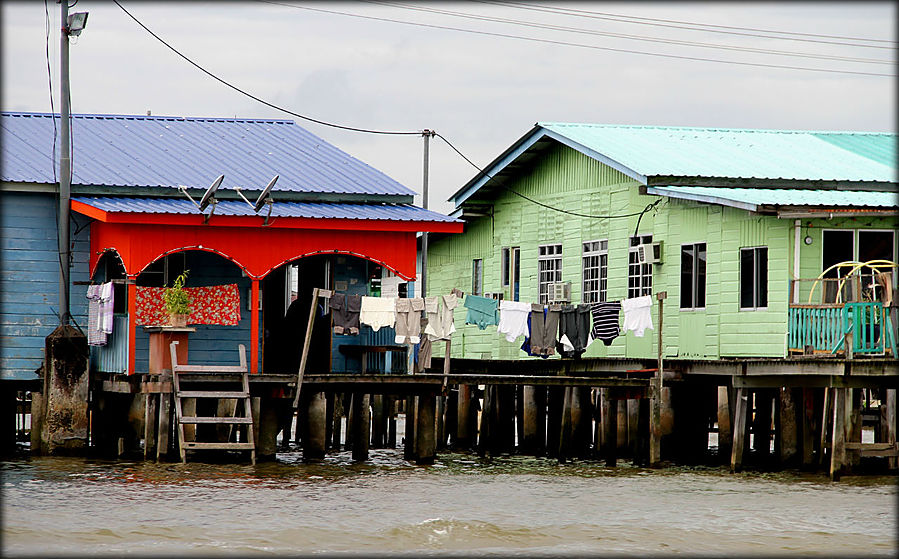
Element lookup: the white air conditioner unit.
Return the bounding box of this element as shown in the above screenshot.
[637,241,663,265]
[549,282,571,303]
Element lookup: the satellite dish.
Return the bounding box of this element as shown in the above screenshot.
[198,174,224,212]
[254,175,278,213]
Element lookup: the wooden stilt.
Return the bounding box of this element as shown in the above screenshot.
[731,387,749,473]
[332,393,344,451]
[558,386,573,463]
[830,387,847,481]
[649,381,662,467]
[819,387,833,467]
[156,393,171,461]
[351,393,371,462]
[325,392,335,451]
[616,393,628,455]
[602,389,617,467]
[515,385,524,453]
[717,385,733,464]
[304,391,327,460]
[800,388,816,469]
[883,389,897,470]
[777,387,800,468]
[435,394,446,451]
[444,389,457,449]
[637,397,649,466]
[371,394,385,449]
[144,394,158,460]
[456,385,472,449]
[752,389,773,462]
[521,385,539,455]
[387,395,397,449]
[545,386,563,458]
[478,386,493,458]
[497,386,515,455]
[847,388,863,471]
[404,395,416,460]
[627,398,639,459]
[415,392,436,465]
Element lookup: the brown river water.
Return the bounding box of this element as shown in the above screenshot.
[2,441,897,556]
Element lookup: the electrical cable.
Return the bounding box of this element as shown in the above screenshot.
[363,0,891,65]
[44,0,57,183]
[255,0,894,77]
[434,131,663,220]
[112,0,423,136]
[480,1,897,48]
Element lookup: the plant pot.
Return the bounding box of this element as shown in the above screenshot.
[169,313,189,328]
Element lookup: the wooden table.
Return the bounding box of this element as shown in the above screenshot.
[337,344,409,374]
[144,326,196,374]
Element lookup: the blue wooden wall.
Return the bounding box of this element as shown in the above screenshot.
[133,250,255,372]
[0,192,90,381]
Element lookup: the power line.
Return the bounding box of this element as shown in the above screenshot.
[44,0,57,183]
[481,1,897,48]
[363,0,891,65]
[256,1,894,77]
[112,0,422,136]
[434,132,662,220]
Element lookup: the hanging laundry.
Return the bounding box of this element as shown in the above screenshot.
[85,284,107,346]
[497,300,531,342]
[557,303,592,357]
[621,295,654,337]
[419,333,433,370]
[360,295,396,331]
[529,303,561,357]
[464,294,499,330]
[590,301,621,346]
[98,282,115,335]
[329,293,361,335]
[424,293,458,341]
[395,297,425,344]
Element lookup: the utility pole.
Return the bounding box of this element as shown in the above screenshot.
[58,0,73,325]
[419,129,434,298]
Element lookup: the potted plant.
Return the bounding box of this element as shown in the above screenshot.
[164,270,191,327]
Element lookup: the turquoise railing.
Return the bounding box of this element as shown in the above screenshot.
[788,305,844,353]
[841,302,894,355]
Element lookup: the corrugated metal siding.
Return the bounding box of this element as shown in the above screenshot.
[1,192,90,380]
[91,316,129,374]
[72,197,458,222]
[539,123,896,183]
[1,112,415,196]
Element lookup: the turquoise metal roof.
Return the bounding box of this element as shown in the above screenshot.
[646,186,898,212]
[539,123,897,183]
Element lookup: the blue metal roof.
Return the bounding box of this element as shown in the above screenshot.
[1,112,415,197]
[539,123,897,183]
[646,186,898,212]
[451,123,897,207]
[73,196,459,222]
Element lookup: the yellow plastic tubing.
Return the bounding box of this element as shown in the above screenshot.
[807,259,898,304]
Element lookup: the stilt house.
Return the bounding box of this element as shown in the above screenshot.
[1,112,461,385]
[426,123,897,361]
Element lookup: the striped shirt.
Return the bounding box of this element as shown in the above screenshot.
[590,301,621,345]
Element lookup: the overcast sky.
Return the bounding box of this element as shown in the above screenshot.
[2,1,895,214]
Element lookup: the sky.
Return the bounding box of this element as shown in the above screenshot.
[2,1,895,215]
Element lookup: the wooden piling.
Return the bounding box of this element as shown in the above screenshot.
[558,386,573,462]
[601,388,617,467]
[303,391,327,460]
[717,385,733,464]
[456,385,473,449]
[847,388,863,471]
[387,395,397,449]
[731,387,749,473]
[436,394,446,451]
[156,393,171,461]
[404,395,416,460]
[415,392,436,465]
[830,387,847,481]
[636,397,650,466]
[753,389,773,464]
[143,394,158,460]
[800,388,816,469]
[497,385,516,455]
[819,387,833,467]
[444,389,457,449]
[29,390,44,455]
[371,394,385,449]
[478,386,494,458]
[351,392,371,462]
[776,387,800,468]
[883,389,897,470]
[627,398,639,459]
[545,386,563,458]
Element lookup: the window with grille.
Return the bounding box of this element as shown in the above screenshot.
[680,242,707,309]
[627,235,653,299]
[538,243,562,304]
[582,240,608,304]
[740,247,768,309]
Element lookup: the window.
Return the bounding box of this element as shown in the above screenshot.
[680,243,707,309]
[582,240,608,304]
[628,235,653,298]
[740,247,768,309]
[501,247,510,287]
[135,252,186,288]
[472,259,483,296]
[538,244,562,304]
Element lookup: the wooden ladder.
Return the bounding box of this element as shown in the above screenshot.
[170,341,256,465]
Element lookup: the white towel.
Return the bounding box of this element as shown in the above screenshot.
[497,300,531,342]
[360,296,396,331]
[621,295,654,337]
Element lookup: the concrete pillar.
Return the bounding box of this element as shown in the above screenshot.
[41,326,89,454]
[257,396,279,461]
[303,391,327,460]
[351,393,371,462]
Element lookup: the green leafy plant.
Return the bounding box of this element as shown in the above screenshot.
[164,270,191,316]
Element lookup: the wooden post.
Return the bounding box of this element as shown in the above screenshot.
[627,398,639,459]
[325,392,335,451]
[29,390,44,455]
[717,385,733,464]
[650,291,667,467]
[497,385,515,455]
[351,392,371,462]
[332,393,344,450]
[303,391,327,460]
[444,389,457,449]
[558,386,573,463]
[636,397,649,465]
[616,392,628,455]
[156,393,171,461]
[371,394,385,449]
[830,387,847,481]
[847,388,863,471]
[753,389,773,463]
[731,387,749,473]
[455,385,471,449]
[387,395,397,449]
[602,388,617,467]
[404,395,416,460]
[819,387,833,467]
[521,385,539,454]
[143,394,158,460]
[777,387,800,468]
[545,386,563,458]
[799,388,815,469]
[435,394,446,451]
[415,391,436,465]
[292,288,331,409]
[478,386,493,458]
[883,388,897,470]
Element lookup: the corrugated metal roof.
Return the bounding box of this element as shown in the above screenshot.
[539,123,897,183]
[73,196,459,222]
[647,186,898,210]
[1,112,415,197]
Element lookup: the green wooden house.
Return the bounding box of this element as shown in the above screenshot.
[426,124,897,362]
